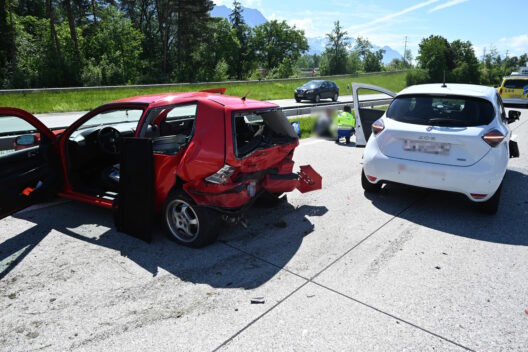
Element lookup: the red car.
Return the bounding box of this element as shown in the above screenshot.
[0,90,321,247]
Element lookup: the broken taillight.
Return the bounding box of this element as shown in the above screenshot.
[205,165,235,184]
[372,119,385,136]
[482,130,505,148]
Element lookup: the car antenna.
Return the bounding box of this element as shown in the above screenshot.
[242,91,250,101]
[442,70,447,88]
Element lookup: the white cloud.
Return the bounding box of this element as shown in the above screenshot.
[212,0,229,5]
[499,35,528,55]
[288,18,320,37]
[348,0,441,34]
[212,0,262,8]
[428,0,470,13]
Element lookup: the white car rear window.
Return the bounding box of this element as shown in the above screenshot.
[387,95,495,127]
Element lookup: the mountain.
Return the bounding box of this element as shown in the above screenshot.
[307,38,402,65]
[210,5,402,64]
[373,45,403,64]
[211,5,267,27]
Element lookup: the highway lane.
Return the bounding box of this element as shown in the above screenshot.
[0,109,526,351]
[31,93,391,130]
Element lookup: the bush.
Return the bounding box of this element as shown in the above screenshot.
[406,69,430,86]
[267,57,297,79]
[213,59,229,81]
[81,60,103,86]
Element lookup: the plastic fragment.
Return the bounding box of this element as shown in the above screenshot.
[251,297,265,304]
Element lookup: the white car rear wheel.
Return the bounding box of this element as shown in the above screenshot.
[361,170,382,193]
[475,182,502,215]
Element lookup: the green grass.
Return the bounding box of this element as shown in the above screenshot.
[290,116,318,139]
[0,72,407,114]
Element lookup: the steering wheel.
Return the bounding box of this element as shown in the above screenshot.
[97,126,121,156]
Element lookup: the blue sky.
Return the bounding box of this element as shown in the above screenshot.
[213,0,528,59]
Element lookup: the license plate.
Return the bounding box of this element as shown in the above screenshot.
[403,140,451,155]
[297,94,304,97]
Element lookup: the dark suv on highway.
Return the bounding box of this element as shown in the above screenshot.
[294,80,339,103]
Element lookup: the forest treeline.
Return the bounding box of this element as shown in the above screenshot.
[0,0,525,89]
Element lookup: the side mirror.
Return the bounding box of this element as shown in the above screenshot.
[14,134,38,150]
[507,110,521,124]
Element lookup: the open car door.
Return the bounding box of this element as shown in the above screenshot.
[352,84,396,146]
[0,108,61,219]
[114,138,154,243]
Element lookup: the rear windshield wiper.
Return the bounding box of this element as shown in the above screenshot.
[428,118,467,126]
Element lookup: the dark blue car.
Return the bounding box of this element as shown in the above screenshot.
[294,80,339,103]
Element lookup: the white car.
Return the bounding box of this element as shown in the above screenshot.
[357,83,521,214]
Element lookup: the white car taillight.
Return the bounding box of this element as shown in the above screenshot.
[205,165,235,184]
[482,130,505,148]
[371,119,385,136]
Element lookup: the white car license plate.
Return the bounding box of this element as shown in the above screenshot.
[403,140,451,155]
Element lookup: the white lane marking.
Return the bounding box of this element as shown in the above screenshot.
[300,139,325,147]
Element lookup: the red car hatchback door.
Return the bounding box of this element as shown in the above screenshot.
[0,108,61,219]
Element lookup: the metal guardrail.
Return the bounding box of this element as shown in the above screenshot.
[282,98,393,118]
[0,71,406,95]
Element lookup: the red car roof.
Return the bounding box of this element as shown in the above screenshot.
[112,92,278,110]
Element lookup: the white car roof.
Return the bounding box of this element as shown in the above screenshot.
[398,83,496,101]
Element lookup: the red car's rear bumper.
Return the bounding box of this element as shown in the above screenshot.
[184,164,322,212]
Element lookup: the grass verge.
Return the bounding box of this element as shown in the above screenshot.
[0,72,406,113]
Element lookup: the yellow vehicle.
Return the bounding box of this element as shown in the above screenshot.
[498,75,528,106]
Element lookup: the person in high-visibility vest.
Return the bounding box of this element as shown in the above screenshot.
[334,105,356,144]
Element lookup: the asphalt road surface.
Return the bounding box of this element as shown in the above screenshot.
[1,109,527,351]
[32,93,390,130]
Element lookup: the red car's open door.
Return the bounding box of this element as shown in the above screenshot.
[0,108,61,219]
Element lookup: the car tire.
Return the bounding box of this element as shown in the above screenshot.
[163,190,220,248]
[475,183,502,215]
[295,98,301,103]
[333,93,339,102]
[361,170,382,193]
[313,94,321,103]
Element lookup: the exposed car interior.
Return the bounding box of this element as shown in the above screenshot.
[67,104,197,198]
[233,110,298,158]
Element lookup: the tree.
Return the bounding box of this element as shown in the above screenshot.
[175,0,214,81]
[253,20,308,72]
[229,1,253,79]
[0,0,16,86]
[354,36,372,61]
[46,0,61,57]
[323,21,349,75]
[81,6,143,85]
[416,35,455,82]
[450,40,479,83]
[195,18,238,81]
[64,0,81,63]
[403,48,413,67]
[154,0,173,77]
[363,49,385,72]
[347,51,362,74]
